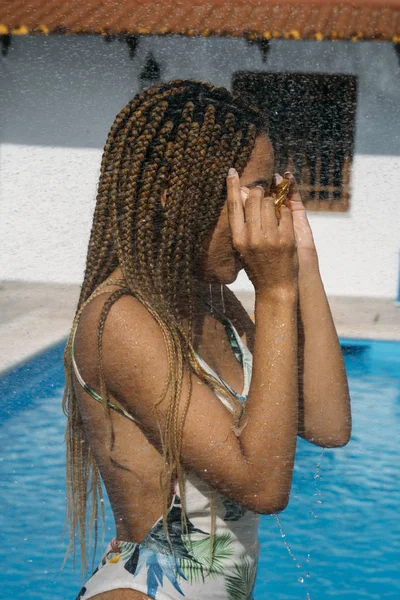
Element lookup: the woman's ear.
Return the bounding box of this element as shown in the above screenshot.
[161,189,167,208]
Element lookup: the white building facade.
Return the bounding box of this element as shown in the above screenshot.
[1,35,399,298]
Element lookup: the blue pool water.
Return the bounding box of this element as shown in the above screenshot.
[1,337,399,599]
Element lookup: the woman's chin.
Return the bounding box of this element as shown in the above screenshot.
[224,260,242,284]
[200,255,242,284]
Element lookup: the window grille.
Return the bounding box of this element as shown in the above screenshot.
[232,72,357,211]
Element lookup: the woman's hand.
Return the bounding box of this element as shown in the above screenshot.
[276,171,317,256]
[226,167,299,296]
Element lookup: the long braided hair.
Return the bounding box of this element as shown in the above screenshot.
[61,79,268,577]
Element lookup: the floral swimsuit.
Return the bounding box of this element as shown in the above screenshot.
[72,291,258,600]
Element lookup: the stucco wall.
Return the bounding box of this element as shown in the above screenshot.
[1,35,399,297]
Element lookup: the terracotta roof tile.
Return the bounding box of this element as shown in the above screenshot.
[0,0,399,41]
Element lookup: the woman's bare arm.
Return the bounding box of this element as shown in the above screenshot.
[225,275,351,449]
[295,253,351,447]
[103,286,298,515]
[104,176,299,514]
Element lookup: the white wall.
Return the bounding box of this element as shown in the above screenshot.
[1,35,399,297]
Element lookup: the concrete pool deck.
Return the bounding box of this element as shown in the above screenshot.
[0,280,399,375]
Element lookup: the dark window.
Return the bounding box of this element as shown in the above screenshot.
[232,72,358,211]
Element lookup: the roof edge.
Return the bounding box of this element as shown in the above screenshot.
[0,25,399,43]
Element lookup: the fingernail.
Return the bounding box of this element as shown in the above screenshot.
[240,188,249,202]
[228,168,237,178]
[284,171,292,178]
[275,173,283,184]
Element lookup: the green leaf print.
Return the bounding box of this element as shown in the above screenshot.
[225,554,257,600]
[179,532,234,584]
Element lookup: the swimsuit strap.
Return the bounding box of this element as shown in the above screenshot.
[71,278,140,423]
[197,293,252,401]
[198,293,245,368]
[71,279,251,420]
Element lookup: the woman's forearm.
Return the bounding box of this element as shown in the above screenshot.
[296,251,352,447]
[239,287,299,511]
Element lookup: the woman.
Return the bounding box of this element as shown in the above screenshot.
[62,79,351,600]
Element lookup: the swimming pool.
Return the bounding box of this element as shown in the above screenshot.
[1,337,399,599]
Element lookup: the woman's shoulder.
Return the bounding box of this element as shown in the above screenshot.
[73,281,255,374]
[72,283,144,384]
[74,283,131,338]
